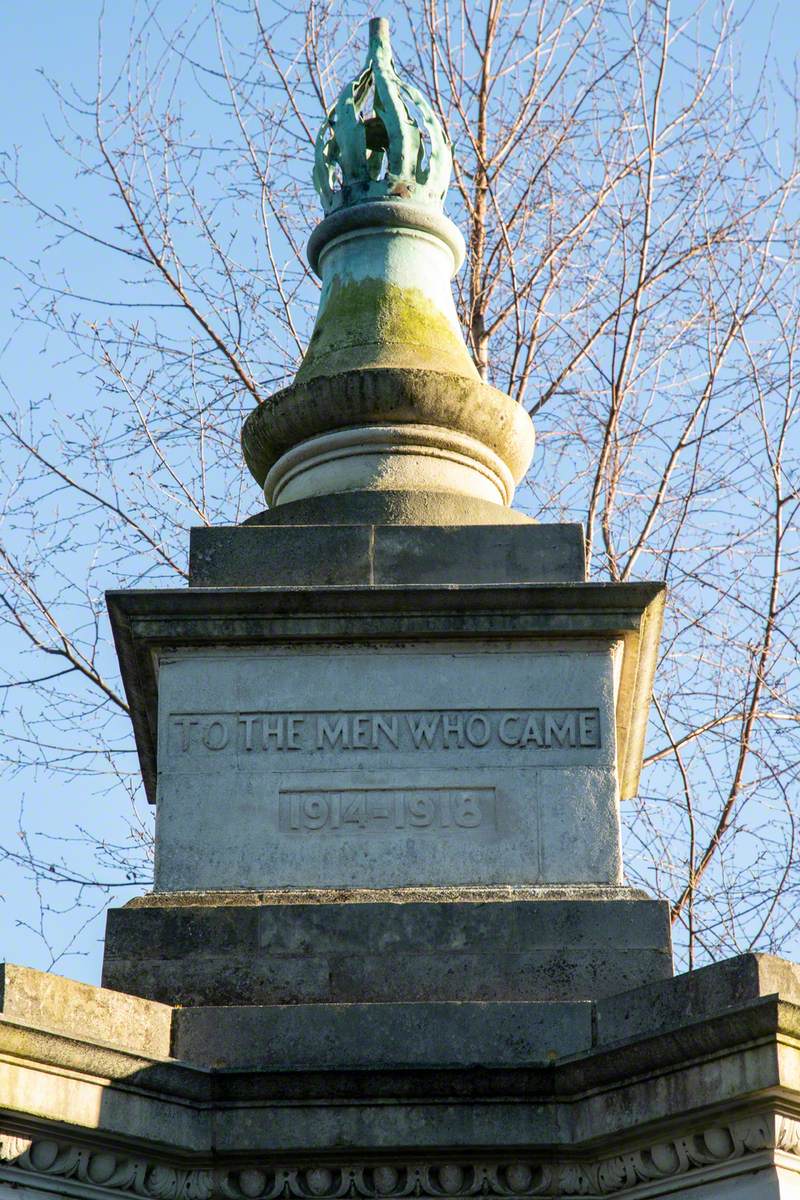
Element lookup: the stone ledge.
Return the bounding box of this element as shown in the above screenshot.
[171,1000,592,1070]
[595,951,800,1046]
[123,884,651,907]
[2,1111,798,1200]
[0,963,171,1059]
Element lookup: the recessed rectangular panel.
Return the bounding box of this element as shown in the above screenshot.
[154,641,620,890]
[278,787,497,836]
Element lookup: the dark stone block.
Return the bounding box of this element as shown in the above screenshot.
[188,523,585,588]
[595,952,800,1046]
[189,525,373,588]
[102,896,672,1007]
[171,1000,593,1070]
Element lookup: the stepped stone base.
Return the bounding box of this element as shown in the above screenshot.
[3,955,800,1198]
[102,893,672,1006]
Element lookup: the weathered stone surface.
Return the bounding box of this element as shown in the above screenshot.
[0,963,171,1058]
[191,524,373,587]
[242,489,538,527]
[107,582,665,811]
[3,956,800,1199]
[1,1114,798,1200]
[241,367,534,508]
[171,1000,592,1069]
[102,897,672,1006]
[121,883,654,905]
[595,951,800,1045]
[1,1117,796,1200]
[189,523,586,588]
[261,422,522,508]
[153,639,620,891]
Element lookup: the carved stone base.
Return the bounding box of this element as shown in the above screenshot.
[2,1114,799,1200]
[3,955,800,1199]
[263,423,518,508]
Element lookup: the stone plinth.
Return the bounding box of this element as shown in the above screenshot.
[188,522,586,588]
[99,512,668,1017]
[105,521,666,1008]
[102,893,672,1006]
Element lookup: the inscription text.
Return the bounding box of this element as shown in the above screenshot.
[169,708,600,755]
[279,788,496,835]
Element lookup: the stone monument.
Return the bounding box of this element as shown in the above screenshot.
[2,20,800,1200]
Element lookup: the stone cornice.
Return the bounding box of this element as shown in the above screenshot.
[2,1114,799,1200]
[106,580,664,804]
[2,995,795,1106]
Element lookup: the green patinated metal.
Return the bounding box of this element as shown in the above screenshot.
[241,17,537,501]
[313,18,452,213]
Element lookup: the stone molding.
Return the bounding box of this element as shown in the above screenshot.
[240,367,534,494]
[106,579,665,807]
[306,202,465,277]
[2,1115,798,1199]
[124,885,648,908]
[261,422,517,508]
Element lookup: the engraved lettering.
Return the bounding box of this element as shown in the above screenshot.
[579,711,598,747]
[286,715,304,750]
[317,715,349,748]
[372,715,399,749]
[408,795,433,826]
[203,719,229,751]
[239,714,259,751]
[262,715,285,749]
[173,716,199,752]
[342,795,367,828]
[520,713,544,747]
[465,714,490,747]
[352,714,371,748]
[279,788,496,835]
[498,714,520,745]
[302,797,328,829]
[407,713,441,747]
[544,712,577,747]
[369,795,392,819]
[170,708,601,755]
[454,795,482,827]
[442,713,465,748]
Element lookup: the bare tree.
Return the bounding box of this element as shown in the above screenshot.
[1,0,798,970]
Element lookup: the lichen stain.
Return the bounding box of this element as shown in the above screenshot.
[296,277,478,382]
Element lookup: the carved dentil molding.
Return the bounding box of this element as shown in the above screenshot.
[1,1115,799,1200]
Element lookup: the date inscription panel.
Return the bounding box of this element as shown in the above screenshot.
[279,787,496,835]
[154,641,621,890]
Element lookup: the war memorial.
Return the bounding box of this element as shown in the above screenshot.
[2,20,800,1199]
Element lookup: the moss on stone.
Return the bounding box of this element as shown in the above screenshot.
[296,277,479,383]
